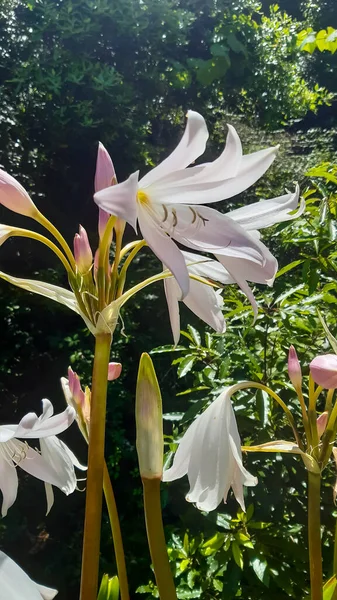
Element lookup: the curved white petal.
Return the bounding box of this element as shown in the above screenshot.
[0,272,80,315]
[94,171,139,230]
[140,111,208,188]
[149,146,277,205]
[229,185,303,230]
[39,437,78,495]
[184,281,226,335]
[138,207,190,297]
[0,455,18,517]
[182,251,234,285]
[162,417,200,482]
[152,124,242,189]
[12,405,75,440]
[163,277,181,346]
[0,551,57,600]
[168,204,266,266]
[19,445,75,492]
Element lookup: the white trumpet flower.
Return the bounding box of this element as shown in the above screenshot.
[95,110,303,297]
[0,399,84,516]
[163,387,257,511]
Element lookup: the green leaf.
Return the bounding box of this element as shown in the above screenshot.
[250,556,269,585]
[187,324,201,346]
[275,260,304,278]
[231,541,244,569]
[323,575,337,600]
[177,355,196,378]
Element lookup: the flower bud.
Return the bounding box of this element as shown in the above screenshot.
[136,353,163,479]
[288,346,302,391]
[310,354,337,389]
[95,143,118,239]
[107,362,122,381]
[0,169,38,217]
[73,225,93,273]
[68,367,86,407]
[317,411,329,438]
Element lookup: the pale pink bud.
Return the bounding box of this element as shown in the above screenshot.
[310,354,337,389]
[73,225,93,273]
[0,169,38,217]
[94,142,116,192]
[95,142,117,239]
[108,362,122,381]
[317,411,329,438]
[68,367,86,408]
[288,346,302,391]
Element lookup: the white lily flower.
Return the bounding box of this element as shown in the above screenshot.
[162,387,257,511]
[0,550,57,599]
[0,399,84,516]
[94,111,301,297]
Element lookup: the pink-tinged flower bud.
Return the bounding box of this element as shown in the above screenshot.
[310,354,337,389]
[68,367,86,408]
[317,411,329,438]
[288,346,302,391]
[0,169,38,217]
[95,142,117,239]
[94,142,116,193]
[73,225,93,273]
[108,362,122,381]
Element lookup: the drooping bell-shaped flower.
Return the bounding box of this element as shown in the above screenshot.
[288,346,302,392]
[0,399,83,516]
[0,169,38,217]
[310,354,337,389]
[0,550,58,599]
[95,142,117,239]
[95,111,303,298]
[73,225,93,274]
[163,387,257,511]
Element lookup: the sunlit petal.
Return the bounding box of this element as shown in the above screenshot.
[0,456,18,517]
[94,170,139,230]
[0,551,57,600]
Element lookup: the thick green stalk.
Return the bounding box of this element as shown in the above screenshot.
[334,517,337,577]
[103,463,130,600]
[142,478,177,600]
[80,333,112,600]
[307,471,323,600]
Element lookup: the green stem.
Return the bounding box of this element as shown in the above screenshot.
[103,463,130,600]
[307,471,323,600]
[34,211,76,271]
[116,240,146,298]
[80,333,112,600]
[230,382,302,448]
[109,228,124,302]
[334,517,337,577]
[142,478,177,600]
[9,229,73,274]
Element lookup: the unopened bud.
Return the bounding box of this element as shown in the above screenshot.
[310,354,337,389]
[74,225,93,273]
[317,411,329,438]
[288,346,302,391]
[108,362,122,381]
[0,169,38,217]
[67,367,86,408]
[95,142,117,239]
[136,353,163,479]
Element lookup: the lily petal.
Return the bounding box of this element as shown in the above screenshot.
[140,111,209,188]
[39,437,78,495]
[138,208,190,297]
[0,455,18,517]
[19,446,76,492]
[184,283,226,335]
[150,146,278,205]
[0,551,58,600]
[94,171,139,230]
[9,404,75,441]
[229,185,303,230]
[163,277,181,346]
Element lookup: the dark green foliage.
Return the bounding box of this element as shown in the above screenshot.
[0,0,336,598]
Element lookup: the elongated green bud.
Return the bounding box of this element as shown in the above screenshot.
[136,353,163,479]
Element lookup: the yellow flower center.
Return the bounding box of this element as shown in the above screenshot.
[137,190,150,206]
